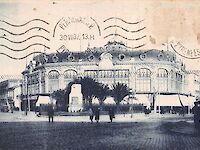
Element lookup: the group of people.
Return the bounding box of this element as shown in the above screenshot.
[88,107,115,123]
[40,104,116,123]
[35,104,54,123]
[88,107,100,123]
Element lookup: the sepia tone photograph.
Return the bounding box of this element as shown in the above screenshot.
[0,0,200,149]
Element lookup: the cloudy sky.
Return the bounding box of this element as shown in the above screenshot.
[0,0,200,76]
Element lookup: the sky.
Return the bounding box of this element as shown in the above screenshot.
[0,0,200,76]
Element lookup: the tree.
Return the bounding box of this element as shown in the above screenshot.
[79,77,100,106]
[112,83,130,105]
[51,89,67,111]
[95,83,111,105]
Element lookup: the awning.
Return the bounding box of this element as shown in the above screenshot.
[104,96,116,104]
[156,95,196,107]
[92,97,100,105]
[123,94,150,105]
[135,94,150,107]
[36,96,51,106]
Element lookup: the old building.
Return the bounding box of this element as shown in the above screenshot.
[0,79,22,112]
[22,41,200,112]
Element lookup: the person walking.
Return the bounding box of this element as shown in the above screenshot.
[108,108,115,123]
[95,107,100,123]
[88,108,94,123]
[193,102,200,131]
[48,104,54,123]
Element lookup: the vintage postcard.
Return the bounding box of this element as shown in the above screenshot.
[0,0,200,150]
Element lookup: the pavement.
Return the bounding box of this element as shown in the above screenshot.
[0,111,194,123]
[0,111,200,150]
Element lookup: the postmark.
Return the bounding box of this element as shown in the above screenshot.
[52,17,101,51]
[170,41,200,59]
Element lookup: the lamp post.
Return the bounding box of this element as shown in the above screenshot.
[25,75,29,116]
[129,89,134,118]
[153,87,157,114]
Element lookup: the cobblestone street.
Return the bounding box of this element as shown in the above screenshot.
[0,112,200,150]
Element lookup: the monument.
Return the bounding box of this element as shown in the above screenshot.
[68,84,83,112]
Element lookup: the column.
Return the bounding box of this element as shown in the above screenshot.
[45,72,49,93]
[59,74,65,89]
[39,71,42,93]
[130,65,137,92]
[151,68,157,114]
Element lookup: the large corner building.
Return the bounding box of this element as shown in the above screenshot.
[22,42,200,112]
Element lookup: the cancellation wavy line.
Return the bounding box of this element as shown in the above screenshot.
[131,43,146,49]
[104,34,146,41]
[0,19,49,27]
[0,43,50,52]
[0,35,50,44]
[104,42,146,49]
[0,51,45,60]
[0,27,50,36]
[104,25,146,33]
[104,17,144,24]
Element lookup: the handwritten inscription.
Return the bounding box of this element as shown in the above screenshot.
[60,34,95,41]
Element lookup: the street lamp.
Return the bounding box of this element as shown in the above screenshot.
[25,75,29,116]
[153,87,157,114]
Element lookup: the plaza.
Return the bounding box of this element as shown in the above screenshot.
[0,112,200,150]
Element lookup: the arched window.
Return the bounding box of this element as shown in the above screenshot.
[48,70,60,93]
[136,68,151,92]
[64,70,77,79]
[157,68,168,78]
[64,70,77,86]
[156,68,168,92]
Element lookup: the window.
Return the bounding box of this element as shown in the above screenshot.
[84,70,97,78]
[156,69,168,92]
[48,70,60,93]
[64,70,77,87]
[136,68,151,92]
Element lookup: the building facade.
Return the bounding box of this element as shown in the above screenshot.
[22,42,200,111]
[0,79,22,112]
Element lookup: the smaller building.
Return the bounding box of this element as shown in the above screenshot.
[0,79,22,112]
[186,72,200,98]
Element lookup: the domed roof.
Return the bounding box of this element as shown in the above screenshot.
[33,42,177,66]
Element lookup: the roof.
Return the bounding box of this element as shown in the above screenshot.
[31,42,177,67]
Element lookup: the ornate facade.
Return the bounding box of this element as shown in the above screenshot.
[22,42,200,111]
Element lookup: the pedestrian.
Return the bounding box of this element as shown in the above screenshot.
[108,107,115,123]
[95,107,100,123]
[48,104,54,123]
[179,107,185,117]
[88,108,94,123]
[192,102,200,131]
[35,106,41,117]
[10,104,14,113]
